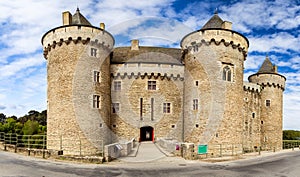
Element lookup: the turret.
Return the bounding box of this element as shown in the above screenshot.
[180,11,249,155]
[42,9,114,155]
[248,56,286,151]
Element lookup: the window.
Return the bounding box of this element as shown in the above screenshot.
[222,66,232,81]
[140,98,143,120]
[93,71,100,83]
[195,81,199,86]
[148,81,156,90]
[266,100,271,107]
[193,99,198,110]
[151,98,154,121]
[191,42,198,52]
[93,95,100,108]
[252,112,255,118]
[171,124,176,128]
[195,124,199,128]
[112,103,120,113]
[114,81,121,91]
[163,103,171,113]
[91,48,97,57]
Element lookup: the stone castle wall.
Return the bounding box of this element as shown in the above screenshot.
[110,63,184,142]
[243,82,262,151]
[42,11,285,157]
[42,25,114,155]
[249,74,285,151]
[181,28,248,155]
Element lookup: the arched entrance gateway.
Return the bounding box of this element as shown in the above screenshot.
[140,126,154,142]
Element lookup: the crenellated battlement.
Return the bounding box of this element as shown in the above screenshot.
[185,38,247,57]
[111,72,184,81]
[249,73,286,91]
[42,25,114,59]
[243,82,261,93]
[181,29,249,57]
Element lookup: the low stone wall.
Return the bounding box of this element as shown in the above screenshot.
[156,138,182,156]
[104,139,135,161]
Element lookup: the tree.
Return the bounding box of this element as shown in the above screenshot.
[22,120,39,135]
[283,130,300,140]
[0,110,47,135]
[18,110,47,126]
[0,122,4,132]
[15,122,23,134]
[0,113,6,123]
[3,118,17,133]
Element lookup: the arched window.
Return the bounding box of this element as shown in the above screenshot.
[222,66,232,82]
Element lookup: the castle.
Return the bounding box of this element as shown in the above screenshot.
[42,9,285,156]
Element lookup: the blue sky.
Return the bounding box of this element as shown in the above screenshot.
[0,0,299,130]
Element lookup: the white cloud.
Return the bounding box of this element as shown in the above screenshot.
[248,32,300,53]
[0,0,298,131]
[221,0,300,33]
[0,54,44,78]
[88,0,175,28]
[244,55,266,70]
[124,18,193,46]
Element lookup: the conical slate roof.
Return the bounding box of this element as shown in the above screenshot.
[201,11,224,29]
[72,8,92,26]
[257,56,277,74]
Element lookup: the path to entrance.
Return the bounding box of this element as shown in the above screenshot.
[119,142,167,162]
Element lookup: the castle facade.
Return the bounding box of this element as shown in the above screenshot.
[42,9,285,155]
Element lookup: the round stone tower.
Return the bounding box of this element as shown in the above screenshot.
[180,12,249,155]
[42,9,114,155]
[248,56,286,151]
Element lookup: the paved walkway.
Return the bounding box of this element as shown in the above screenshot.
[119,142,167,162]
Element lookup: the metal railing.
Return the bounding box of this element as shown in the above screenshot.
[0,132,104,157]
[47,135,104,156]
[283,140,300,149]
[0,132,4,141]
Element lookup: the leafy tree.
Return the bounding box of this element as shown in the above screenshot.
[15,122,23,134]
[283,130,300,140]
[18,110,47,126]
[0,113,6,123]
[3,118,17,133]
[22,120,39,135]
[0,110,47,135]
[0,122,4,132]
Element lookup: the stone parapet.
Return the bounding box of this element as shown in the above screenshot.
[181,29,248,57]
[42,25,114,59]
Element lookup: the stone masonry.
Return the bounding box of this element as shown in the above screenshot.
[42,9,285,156]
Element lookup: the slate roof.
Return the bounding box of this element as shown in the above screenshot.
[72,8,92,26]
[201,12,224,29]
[257,56,277,74]
[111,47,183,65]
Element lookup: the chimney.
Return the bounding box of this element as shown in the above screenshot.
[100,23,105,30]
[274,65,278,73]
[222,21,232,30]
[62,11,72,25]
[131,39,139,50]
